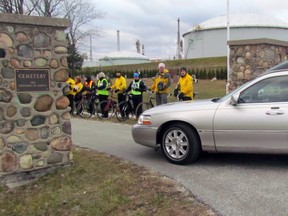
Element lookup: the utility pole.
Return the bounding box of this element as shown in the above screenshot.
[117,30,120,51]
[227,0,230,81]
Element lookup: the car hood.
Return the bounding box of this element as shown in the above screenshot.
[143,98,221,115]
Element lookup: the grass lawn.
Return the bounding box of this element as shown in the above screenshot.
[194,79,226,99]
[138,78,226,101]
[0,147,216,216]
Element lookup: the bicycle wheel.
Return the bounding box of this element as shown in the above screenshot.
[136,102,153,117]
[77,100,92,118]
[97,100,115,120]
[116,101,132,122]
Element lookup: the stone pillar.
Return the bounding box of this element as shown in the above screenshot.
[0,13,72,185]
[228,39,288,89]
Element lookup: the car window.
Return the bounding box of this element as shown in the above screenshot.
[238,75,288,103]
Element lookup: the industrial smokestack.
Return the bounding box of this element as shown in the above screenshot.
[136,39,140,53]
[142,44,144,55]
[117,30,120,51]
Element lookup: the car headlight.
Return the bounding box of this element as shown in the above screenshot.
[138,115,152,125]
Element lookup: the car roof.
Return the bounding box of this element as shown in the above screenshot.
[267,61,288,73]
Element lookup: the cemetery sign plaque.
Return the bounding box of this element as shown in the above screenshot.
[15,69,49,92]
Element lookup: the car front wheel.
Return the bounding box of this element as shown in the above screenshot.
[161,123,201,165]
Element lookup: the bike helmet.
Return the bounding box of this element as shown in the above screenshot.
[98,72,106,78]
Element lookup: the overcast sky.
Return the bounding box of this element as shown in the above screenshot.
[82,0,288,61]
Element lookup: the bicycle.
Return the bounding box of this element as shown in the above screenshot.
[135,91,173,117]
[115,93,135,122]
[97,92,118,120]
[74,92,99,118]
[135,91,155,117]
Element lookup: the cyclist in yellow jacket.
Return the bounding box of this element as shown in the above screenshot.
[175,67,193,101]
[74,76,84,115]
[66,74,76,114]
[149,63,171,105]
[110,71,127,105]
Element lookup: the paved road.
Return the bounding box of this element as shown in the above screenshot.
[71,118,288,216]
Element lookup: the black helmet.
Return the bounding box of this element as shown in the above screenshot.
[86,76,91,82]
[180,67,187,72]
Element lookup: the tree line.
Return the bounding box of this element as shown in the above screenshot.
[80,66,227,80]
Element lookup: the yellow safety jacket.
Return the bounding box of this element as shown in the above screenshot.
[74,82,83,95]
[150,69,171,93]
[66,77,76,96]
[111,76,127,93]
[177,73,193,98]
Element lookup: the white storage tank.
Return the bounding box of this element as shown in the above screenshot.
[99,51,150,66]
[183,13,288,59]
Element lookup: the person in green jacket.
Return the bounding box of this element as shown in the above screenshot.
[124,72,146,118]
[97,72,109,118]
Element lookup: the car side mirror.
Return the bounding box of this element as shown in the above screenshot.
[231,93,240,105]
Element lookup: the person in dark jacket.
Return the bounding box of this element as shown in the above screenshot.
[84,76,97,115]
[124,72,146,118]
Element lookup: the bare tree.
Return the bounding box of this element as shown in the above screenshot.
[62,0,104,71]
[0,0,25,14]
[0,0,47,15]
[28,0,63,17]
[62,0,105,48]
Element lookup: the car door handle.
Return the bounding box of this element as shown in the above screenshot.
[266,109,285,115]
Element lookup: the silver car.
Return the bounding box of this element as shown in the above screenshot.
[132,61,288,165]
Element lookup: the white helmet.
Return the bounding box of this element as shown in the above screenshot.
[98,72,106,78]
[158,63,165,68]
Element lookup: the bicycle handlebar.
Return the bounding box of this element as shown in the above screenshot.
[145,90,154,94]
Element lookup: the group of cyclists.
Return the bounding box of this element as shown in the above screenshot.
[66,62,195,119]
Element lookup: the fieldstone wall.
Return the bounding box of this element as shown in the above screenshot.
[228,39,288,89]
[0,13,72,185]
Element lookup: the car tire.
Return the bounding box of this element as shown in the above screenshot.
[161,123,201,165]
